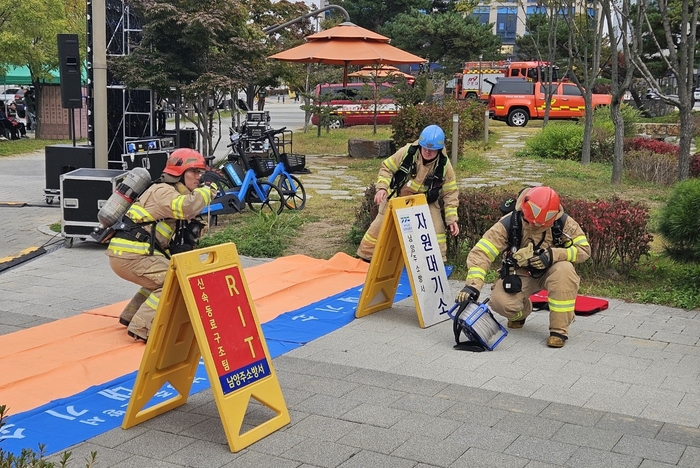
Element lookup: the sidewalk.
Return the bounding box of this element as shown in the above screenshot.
[1,129,700,467]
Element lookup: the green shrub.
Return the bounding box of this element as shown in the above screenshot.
[199,212,303,257]
[623,150,678,186]
[589,104,642,163]
[657,178,700,261]
[391,99,487,152]
[519,123,584,161]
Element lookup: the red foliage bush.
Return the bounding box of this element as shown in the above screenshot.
[690,153,700,178]
[624,137,679,156]
[563,196,652,274]
[352,187,653,275]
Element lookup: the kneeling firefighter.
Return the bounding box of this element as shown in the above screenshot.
[106,148,218,342]
[456,186,590,348]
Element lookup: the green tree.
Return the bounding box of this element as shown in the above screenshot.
[243,0,314,110]
[626,0,698,180]
[0,0,86,135]
[111,0,271,158]
[380,10,501,74]
[334,0,431,32]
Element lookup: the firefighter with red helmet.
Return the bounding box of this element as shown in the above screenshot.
[106,148,218,342]
[356,124,460,262]
[456,186,590,348]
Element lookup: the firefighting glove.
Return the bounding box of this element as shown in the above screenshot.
[528,248,553,270]
[201,170,220,187]
[455,285,480,304]
[511,244,534,267]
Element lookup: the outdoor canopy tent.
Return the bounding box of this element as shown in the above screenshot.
[0,65,87,86]
[0,66,59,85]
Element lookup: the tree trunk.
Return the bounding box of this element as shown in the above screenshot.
[610,104,625,184]
[678,106,693,180]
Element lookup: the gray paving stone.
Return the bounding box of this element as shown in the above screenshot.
[163,439,240,467]
[281,438,359,467]
[341,402,411,428]
[341,424,412,454]
[114,429,197,459]
[487,392,550,415]
[451,447,528,468]
[594,412,664,438]
[679,445,700,466]
[493,412,564,439]
[505,435,578,465]
[551,423,622,450]
[110,455,186,468]
[293,392,362,418]
[444,425,520,452]
[656,422,700,448]
[613,433,685,464]
[222,450,301,467]
[440,401,509,427]
[389,392,456,416]
[390,412,462,440]
[337,449,416,468]
[285,414,359,441]
[538,402,604,427]
[565,446,642,468]
[391,434,467,467]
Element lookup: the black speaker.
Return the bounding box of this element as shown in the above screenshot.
[164,129,197,149]
[45,145,95,190]
[58,34,83,109]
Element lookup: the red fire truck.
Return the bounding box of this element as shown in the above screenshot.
[454,60,559,101]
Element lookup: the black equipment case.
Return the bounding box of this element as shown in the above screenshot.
[60,168,128,241]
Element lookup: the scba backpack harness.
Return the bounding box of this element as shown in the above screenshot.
[498,204,569,292]
[388,145,447,203]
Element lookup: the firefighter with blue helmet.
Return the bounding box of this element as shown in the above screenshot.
[356,124,460,262]
[106,148,218,342]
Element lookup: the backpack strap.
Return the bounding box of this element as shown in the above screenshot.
[425,153,447,204]
[388,145,419,199]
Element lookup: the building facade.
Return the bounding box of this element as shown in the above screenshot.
[471,1,596,57]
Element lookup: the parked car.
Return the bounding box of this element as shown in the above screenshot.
[645,89,661,100]
[0,87,21,106]
[694,88,700,101]
[12,88,25,105]
[310,82,398,128]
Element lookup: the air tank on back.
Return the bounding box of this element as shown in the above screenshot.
[97,167,152,228]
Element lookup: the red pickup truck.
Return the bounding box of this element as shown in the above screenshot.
[488,78,611,127]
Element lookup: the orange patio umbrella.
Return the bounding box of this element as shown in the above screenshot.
[348,65,415,84]
[269,22,425,86]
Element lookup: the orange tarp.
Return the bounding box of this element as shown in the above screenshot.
[0,253,368,415]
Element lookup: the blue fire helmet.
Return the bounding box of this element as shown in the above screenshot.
[418,125,445,150]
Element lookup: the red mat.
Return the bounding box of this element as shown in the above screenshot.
[529,290,609,316]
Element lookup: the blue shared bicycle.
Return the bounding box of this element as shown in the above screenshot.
[245,126,308,210]
[205,131,285,216]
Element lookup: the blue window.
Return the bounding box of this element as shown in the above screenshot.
[496,7,518,44]
[472,6,490,25]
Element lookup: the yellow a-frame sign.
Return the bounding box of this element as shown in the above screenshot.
[122,243,290,452]
[356,194,453,328]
